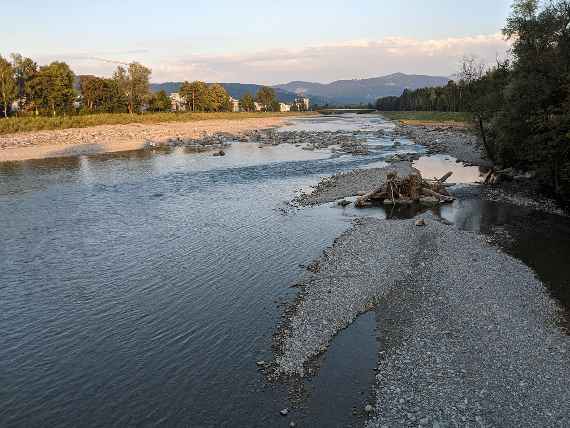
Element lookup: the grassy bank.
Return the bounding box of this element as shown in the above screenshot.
[0,112,311,135]
[379,111,473,124]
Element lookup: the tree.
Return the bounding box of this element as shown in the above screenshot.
[28,61,75,116]
[148,90,171,112]
[255,86,277,111]
[179,81,209,112]
[10,53,37,112]
[0,55,17,117]
[240,92,255,112]
[80,75,127,113]
[270,100,281,112]
[113,62,151,114]
[207,83,231,112]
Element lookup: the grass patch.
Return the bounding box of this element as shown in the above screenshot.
[379,111,474,124]
[0,111,311,135]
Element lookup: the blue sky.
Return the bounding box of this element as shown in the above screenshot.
[2,1,514,83]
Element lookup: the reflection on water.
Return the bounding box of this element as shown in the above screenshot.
[0,114,568,428]
[0,114,419,428]
[413,155,488,183]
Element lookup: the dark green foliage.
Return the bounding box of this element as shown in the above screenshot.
[377,0,570,201]
[79,75,128,113]
[240,92,255,112]
[147,90,171,112]
[28,62,76,116]
[255,87,277,111]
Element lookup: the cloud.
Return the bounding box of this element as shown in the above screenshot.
[45,34,511,84]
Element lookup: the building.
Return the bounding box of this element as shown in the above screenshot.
[170,92,186,112]
[254,102,264,111]
[294,97,310,111]
[279,102,291,112]
[229,97,240,112]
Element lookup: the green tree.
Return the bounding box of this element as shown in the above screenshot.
[113,62,151,114]
[28,61,75,116]
[148,90,171,112]
[255,86,277,111]
[0,55,17,117]
[240,92,255,111]
[80,75,127,113]
[179,81,209,112]
[10,53,37,111]
[207,83,231,112]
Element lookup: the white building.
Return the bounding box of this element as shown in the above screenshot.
[229,97,240,112]
[279,102,291,112]
[254,102,264,111]
[170,92,186,112]
[294,97,310,111]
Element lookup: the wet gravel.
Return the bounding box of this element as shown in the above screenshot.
[294,162,418,206]
[273,215,569,427]
[398,124,492,167]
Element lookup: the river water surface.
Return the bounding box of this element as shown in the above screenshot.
[1,115,568,427]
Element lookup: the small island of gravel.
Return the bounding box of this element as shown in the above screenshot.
[272,215,569,427]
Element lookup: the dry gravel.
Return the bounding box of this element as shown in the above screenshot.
[294,162,418,206]
[398,124,492,167]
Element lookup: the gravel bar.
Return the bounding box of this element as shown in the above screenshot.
[294,162,418,206]
[274,216,569,427]
[398,124,492,167]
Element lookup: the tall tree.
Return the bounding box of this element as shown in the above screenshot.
[179,81,209,112]
[207,83,230,112]
[255,86,277,111]
[240,92,255,112]
[113,62,151,114]
[148,90,171,112]
[28,61,75,116]
[0,55,17,117]
[10,53,37,112]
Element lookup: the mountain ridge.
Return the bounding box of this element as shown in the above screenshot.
[150,73,451,106]
[274,73,451,105]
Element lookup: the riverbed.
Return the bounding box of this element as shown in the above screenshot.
[1,114,568,427]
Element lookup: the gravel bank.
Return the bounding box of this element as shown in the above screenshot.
[0,116,292,162]
[294,162,418,206]
[398,124,492,168]
[274,216,569,427]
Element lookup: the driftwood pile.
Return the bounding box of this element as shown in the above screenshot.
[355,168,455,208]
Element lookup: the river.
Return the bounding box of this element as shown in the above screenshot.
[1,114,568,427]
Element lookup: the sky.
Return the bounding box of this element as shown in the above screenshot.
[2,0,514,84]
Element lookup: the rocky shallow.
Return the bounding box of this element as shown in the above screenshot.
[272,216,569,427]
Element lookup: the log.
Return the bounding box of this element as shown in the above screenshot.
[438,171,453,183]
[421,187,454,203]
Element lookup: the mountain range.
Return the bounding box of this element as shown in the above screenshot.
[150,73,451,106]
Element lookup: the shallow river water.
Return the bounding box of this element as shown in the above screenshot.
[1,114,568,427]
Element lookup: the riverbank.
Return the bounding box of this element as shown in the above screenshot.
[0,115,305,162]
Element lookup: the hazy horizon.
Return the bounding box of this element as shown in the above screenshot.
[4,1,513,84]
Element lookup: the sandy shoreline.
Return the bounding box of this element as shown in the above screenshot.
[0,116,295,162]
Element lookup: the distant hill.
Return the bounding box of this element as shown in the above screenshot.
[275,73,451,105]
[150,82,327,105]
[150,73,450,107]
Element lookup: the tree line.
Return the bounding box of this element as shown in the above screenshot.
[0,55,160,116]
[376,0,570,201]
[0,54,290,117]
